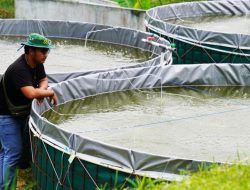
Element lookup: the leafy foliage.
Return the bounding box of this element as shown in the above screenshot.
[0,0,15,18]
[117,0,151,10]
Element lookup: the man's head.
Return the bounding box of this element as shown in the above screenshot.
[24,46,50,64]
[21,33,55,65]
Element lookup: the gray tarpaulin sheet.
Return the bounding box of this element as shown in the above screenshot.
[30,63,250,181]
[145,0,250,49]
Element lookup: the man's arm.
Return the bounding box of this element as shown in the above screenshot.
[21,86,58,105]
[39,77,48,90]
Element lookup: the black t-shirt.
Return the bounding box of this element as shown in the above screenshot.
[0,54,46,115]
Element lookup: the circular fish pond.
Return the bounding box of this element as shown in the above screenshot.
[43,86,250,163]
[146,0,250,64]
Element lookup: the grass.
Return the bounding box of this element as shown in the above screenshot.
[161,163,250,190]
[17,168,33,190]
[100,162,250,190]
[2,168,33,190]
[0,0,15,18]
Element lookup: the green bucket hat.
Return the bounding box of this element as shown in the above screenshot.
[21,33,55,49]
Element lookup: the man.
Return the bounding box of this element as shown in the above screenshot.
[0,33,58,189]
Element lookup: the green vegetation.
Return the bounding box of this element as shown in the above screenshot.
[100,163,250,190]
[3,168,33,190]
[117,0,151,10]
[161,163,250,190]
[17,168,33,190]
[0,0,15,18]
[116,0,203,10]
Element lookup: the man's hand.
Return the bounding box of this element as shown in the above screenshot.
[37,98,44,105]
[50,92,58,106]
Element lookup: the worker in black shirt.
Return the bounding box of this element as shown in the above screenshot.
[0,33,58,189]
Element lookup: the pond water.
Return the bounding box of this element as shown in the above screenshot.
[43,86,250,162]
[0,36,155,74]
[166,15,250,34]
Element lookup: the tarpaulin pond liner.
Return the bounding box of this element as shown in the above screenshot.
[29,63,250,189]
[0,19,173,79]
[145,0,250,64]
